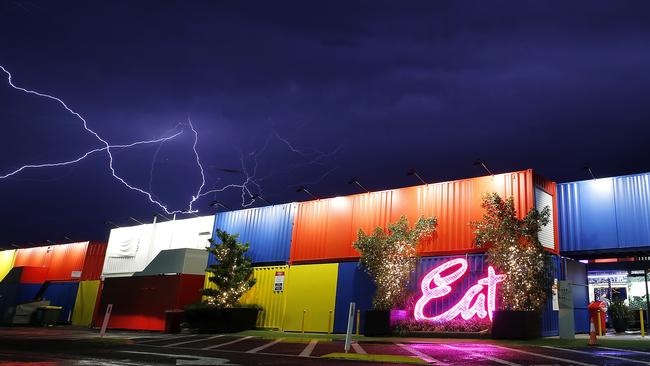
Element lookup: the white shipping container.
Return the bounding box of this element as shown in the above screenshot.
[102,215,215,278]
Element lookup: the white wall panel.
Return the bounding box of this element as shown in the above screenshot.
[102,215,214,278]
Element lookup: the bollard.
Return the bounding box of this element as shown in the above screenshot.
[641,309,645,338]
[301,309,306,334]
[356,309,361,336]
[597,309,603,336]
[328,310,332,334]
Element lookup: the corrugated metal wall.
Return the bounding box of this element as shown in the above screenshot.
[81,243,107,280]
[71,280,101,326]
[333,262,375,333]
[41,282,80,323]
[0,249,15,282]
[558,172,650,252]
[240,266,289,329]
[95,274,204,331]
[283,263,338,332]
[102,216,215,278]
[210,204,296,265]
[291,170,536,263]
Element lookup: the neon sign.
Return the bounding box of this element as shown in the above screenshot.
[414,258,506,322]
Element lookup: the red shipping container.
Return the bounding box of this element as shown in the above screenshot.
[13,242,107,282]
[291,169,558,263]
[94,274,204,331]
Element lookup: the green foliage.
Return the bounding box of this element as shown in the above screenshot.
[202,229,256,308]
[609,298,632,323]
[473,193,552,312]
[629,296,648,311]
[353,215,437,311]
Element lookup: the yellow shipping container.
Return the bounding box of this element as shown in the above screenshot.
[204,265,290,329]
[283,263,338,333]
[71,280,100,326]
[0,249,16,282]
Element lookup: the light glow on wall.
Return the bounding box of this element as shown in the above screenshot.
[414,258,506,322]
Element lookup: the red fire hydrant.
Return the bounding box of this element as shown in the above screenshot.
[588,300,607,337]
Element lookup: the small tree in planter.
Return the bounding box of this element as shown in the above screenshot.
[186,229,259,332]
[353,215,437,336]
[473,193,552,339]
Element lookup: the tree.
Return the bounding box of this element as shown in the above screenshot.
[202,229,256,308]
[473,193,552,312]
[353,215,437,311]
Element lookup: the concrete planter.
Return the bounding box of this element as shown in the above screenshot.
[491,310,542,339]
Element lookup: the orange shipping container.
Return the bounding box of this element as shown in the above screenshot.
[13,242,107,281]
[290,169,557,263]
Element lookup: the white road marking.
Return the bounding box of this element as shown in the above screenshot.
[597,346,650,356]
[299,339,319,357]
[202,336,253,350]
[119,350,234,365]
[441,344,521,366]
[138,335,192,343]
[543,345,650,365]
[489,345,596,366]
[395,343,447,365]
[167,335,224,347]
[245,338,285,353]
[351,342,366,354]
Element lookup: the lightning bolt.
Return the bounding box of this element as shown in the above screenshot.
[1,64,341,215]
[0,64,192,213]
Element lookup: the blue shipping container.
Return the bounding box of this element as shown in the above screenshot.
[333,262,375,333]
[210,203,297,265]
[41,281,80,323]
[558,172,650,252]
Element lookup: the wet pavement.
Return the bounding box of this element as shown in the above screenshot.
[2,327,650,365]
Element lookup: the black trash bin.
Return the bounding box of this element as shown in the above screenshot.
[34,306,62,326]
[164,309,185,333]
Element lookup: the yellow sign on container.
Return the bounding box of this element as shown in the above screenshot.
[283,263,338,333]
[71,280,101,326]
[204,265,290,329]
[0,249,16,282]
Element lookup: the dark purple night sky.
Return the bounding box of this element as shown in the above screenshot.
[1,1,649,247]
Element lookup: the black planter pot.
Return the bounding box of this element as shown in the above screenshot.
[364,310,391,336]
[186,307,259,332]
[363,310,407,336]
[612,317,627,333]
[491,310,542,339]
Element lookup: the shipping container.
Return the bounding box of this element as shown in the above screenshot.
[204,265,290,329]
[94,274,204,331]
[209,203,297,265]
[283,263,338,332]
[135,248,208,276]
[40,281,80,323]
[291,170,557,263]
[333,262,375,333]
[13,242,107,282]
[0,249,15,282]
[71,280,101,326]
[102,216,214,278]
[558,172,650,253]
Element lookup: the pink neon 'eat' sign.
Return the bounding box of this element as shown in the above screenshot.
[414,258,506,322]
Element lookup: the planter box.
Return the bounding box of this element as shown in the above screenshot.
[364,310,406,336]
[396,330,490,339]
[491,310,542,339]
[186,307,260,333]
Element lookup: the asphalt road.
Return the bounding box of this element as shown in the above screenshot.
[2,327,650,365]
